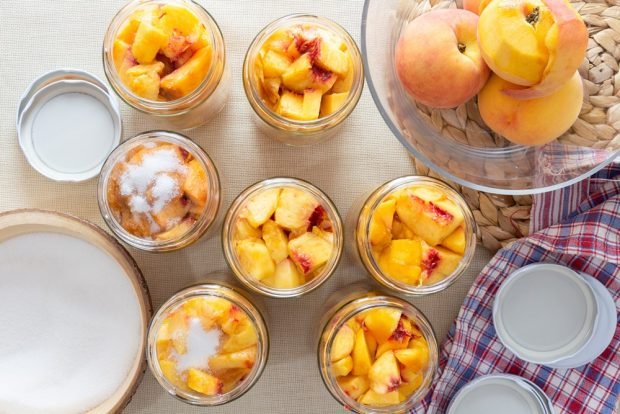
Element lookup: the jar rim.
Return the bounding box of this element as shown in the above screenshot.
[356,175,477,296]
[97,130,221,252]
[102,0,226,115]
[318,294,439,414]
[241,14,364,132]
[146,282,269,405]
[222,177,344,298]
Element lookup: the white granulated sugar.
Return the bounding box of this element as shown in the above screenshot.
[129,194,150,214]
[119,147,187,218]
[0,232,142,414]
[173,317,221,373]
[151,173,180,214]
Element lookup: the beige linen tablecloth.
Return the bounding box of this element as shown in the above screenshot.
[0,1,493,412]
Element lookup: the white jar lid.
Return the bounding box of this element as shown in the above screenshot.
[17,70,121,182]
[493,263,597,365]
[447,374,554,414]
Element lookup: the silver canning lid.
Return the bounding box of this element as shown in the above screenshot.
[493,263,597,365]
[447,374,555,414]
[17,71,121,182]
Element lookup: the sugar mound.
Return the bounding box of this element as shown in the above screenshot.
[0,232,142,413]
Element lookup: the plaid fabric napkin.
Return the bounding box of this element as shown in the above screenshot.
[413,162,620,414]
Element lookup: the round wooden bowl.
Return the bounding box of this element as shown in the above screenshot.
[0,209,152,413]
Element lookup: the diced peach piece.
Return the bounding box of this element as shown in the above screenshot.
[187,368,222,395]
[315,37,350,76]
[113,40,133,73]
[441,227,466,254]
[233,218,262,241]
[220,305,249,335]
[346,318,362,333]
[396,191,463,246]
[156,338,173,360]
[320,92,348,117]
[281,54,337,93]
[275,90,305,120]
[368,351,401,394]
[262,258,305,289]
[220,368,251,393]
[221,319,258,353]
[394,345,429,372]
[275,188,320,230]
[264,29,294,52]
[152,196,191,229]
[243,188,281,228]
[359,389,400,406]
[302,89,323,121]
[421,242,462,284]
[209,346,257,371]
[365,332,378,358]
[369,199,396,248]
[391,217,416,240]
[125,62,165,100]
[288,232,333,274]
[331,325,356,362]
[157,4,200,36]
[332,356,354,377]
[132,21,168,64]
[160,46,213,99]
[352,328,373,376]
[155,217,196,241]
[263,50,292,78]
[261,220,289,263]
[398,372,423,402]
[378,239,422,285]
[337,375,370,400]
[331,54,354,93]
[116,10,144,43]
[235,239,276,281]
[262,77,282,105]
[159,359,185,389]
[363,308,402,344]
[182,159,208,207]
[312,226,334,244]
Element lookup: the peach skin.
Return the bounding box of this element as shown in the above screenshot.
[395,9,489,109]
[478,71,583,146]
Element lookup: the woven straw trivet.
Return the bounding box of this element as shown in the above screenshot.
[401,0,620,252]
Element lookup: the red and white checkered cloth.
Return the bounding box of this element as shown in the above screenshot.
[412,162,620,414]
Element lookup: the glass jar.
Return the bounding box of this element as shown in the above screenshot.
[146,280,269,406]
[102,0,230,130]
[242,14,364,146]
[318,286,439,414]
[351,176,477,295]
[97,130,221,252]
[222,177,343,298]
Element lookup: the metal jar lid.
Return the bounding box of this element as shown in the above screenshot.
[447,374,555,414]
[493,263,598,366]
[17,69,121,182]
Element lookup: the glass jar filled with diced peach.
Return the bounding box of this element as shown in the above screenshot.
[353,176,476,295]
[318,291,438,413]
[222,178,343,298]
[242,15,364,145]
[98,131,221,252]
[103,0,230,130]
[147,282,269,405]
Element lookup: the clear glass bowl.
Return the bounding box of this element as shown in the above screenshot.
[361,0,620,195]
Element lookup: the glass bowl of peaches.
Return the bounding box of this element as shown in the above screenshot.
[353,176,476,295]
[147,283,269,405]
[97,131,220,252]
[222,178,343,298]
[362,0,620,194]
[243,14,364,145]
[318,289,438,413]
[103,0,230,130]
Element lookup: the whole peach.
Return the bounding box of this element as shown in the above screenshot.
[395,9,490,109]
[478,71,583,146]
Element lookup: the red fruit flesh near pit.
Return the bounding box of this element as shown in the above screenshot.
[422,249,441,277]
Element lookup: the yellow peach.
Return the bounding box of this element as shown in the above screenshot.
[395,9,489,108]
[478,72,583,146]
[478,0,587,95]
